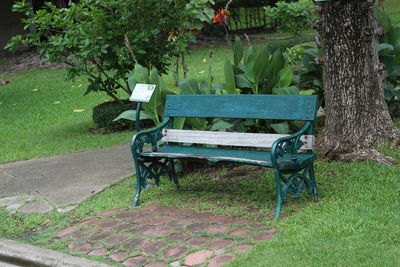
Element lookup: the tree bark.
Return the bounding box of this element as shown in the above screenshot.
[314,0,400,158]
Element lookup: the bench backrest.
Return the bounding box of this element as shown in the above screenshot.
[164,95,318,121]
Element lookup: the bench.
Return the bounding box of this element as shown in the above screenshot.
[130,94,319,218]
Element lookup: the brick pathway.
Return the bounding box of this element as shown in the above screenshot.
[54,204,274,267]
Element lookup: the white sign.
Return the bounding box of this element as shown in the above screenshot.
[129,83,156,102]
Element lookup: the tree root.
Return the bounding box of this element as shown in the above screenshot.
[336,149,397,166]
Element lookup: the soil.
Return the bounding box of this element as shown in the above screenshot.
[0,48,65,76]
[0,30,282,76]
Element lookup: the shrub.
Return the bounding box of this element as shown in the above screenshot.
[7,0,190,102]
[92,100,135,131]
[264,35,314,54]
[264,0,317,35]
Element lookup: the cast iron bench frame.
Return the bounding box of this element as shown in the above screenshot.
[130,94,319,218]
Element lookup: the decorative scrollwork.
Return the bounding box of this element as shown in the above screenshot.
[134,130,163,152]
[274,135,304,158]
[279,165,316,203]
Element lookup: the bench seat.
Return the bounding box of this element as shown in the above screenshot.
[140,145,316,171]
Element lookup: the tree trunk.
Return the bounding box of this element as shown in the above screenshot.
[314,0,400,158]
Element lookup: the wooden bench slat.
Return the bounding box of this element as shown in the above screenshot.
[162,129,314,150]
[164,95,318,121]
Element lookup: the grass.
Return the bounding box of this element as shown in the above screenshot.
[0,145,399,266]
[1,7,400,264]
[383,0,400,25]
[0,69,133,163]
[0,35,313,164]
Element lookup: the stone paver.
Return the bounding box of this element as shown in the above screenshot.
[184,250,214,266]
[163,245,187,259]
[109,251,128,262]
[233,244,253,252]
[55,205,276,267]
[208,240,234,250]
[229,228,253,237]
[145,262,167,267]
[208,254,235,267]
[88,248,107,256]
[123,256,147,266]
[187,236,210,247]
[253,232,274,241]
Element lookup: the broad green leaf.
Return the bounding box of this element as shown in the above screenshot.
[373,8,391,31]
[127,72,136,91]
[244,46,256,66]
[224,60,236,94]
[244,46,256,82]
[173,117,186,129]
[199,80,209,94]
[384,83,395,101]
[273,86,300,95]
[133,64,149,83]
[271,122,289,134]
[212,83,225,90]
[179,78,200,95]
[265,49,285,92]
[113,110,153,122]
[235,74,254,89]
[277,66,293,88]
[187,118,205,130]
[209,120,233,131]
[253,47,270,92]
[232,64,245,75]
[232,36,243,66]
[378,43,394,52]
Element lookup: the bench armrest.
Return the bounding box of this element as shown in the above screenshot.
[270,121,312,168]
[131,118,172,153]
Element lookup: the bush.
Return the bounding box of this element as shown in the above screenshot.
[264,0,317,35]
[7,0,190,101]
[264,35,314,54]
[92,100,135,132]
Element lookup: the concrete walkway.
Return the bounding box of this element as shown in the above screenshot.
[0,144,134,213]
[0,238,113,267]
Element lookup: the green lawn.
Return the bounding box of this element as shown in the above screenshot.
[0,47,229,163]
[0,69,133,163]
[0,35,313,164]
[1,11,400,265]
[384,0,400,25]
[1,145,399,266]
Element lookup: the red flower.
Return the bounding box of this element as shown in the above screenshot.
[212,9,230,25]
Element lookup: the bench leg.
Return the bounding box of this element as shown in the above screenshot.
[273,163,318,218]
[132,156,143,206]
[168,159,180,189]
[309,163,319,201]
[273,169,283,219]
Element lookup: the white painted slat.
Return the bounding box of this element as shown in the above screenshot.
[161,129,314,149]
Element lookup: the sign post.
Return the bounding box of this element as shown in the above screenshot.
[129,83,156,132]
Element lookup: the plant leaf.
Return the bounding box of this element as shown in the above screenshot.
[277,66,293,88]
[113,110,152,122]
[272,86,299,95]
[232,36,243,66]
[235,74,254,89]
[133,63,149,83]
[179,78,200,95]
[209,120,233,131]
[173,117,186,129]
[127,72,136,91]
[224,60,236,94]
[271,122,289,134]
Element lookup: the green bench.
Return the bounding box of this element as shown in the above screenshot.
[130,94,319,218]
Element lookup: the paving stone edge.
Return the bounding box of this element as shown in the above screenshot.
[0,238,113,267]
